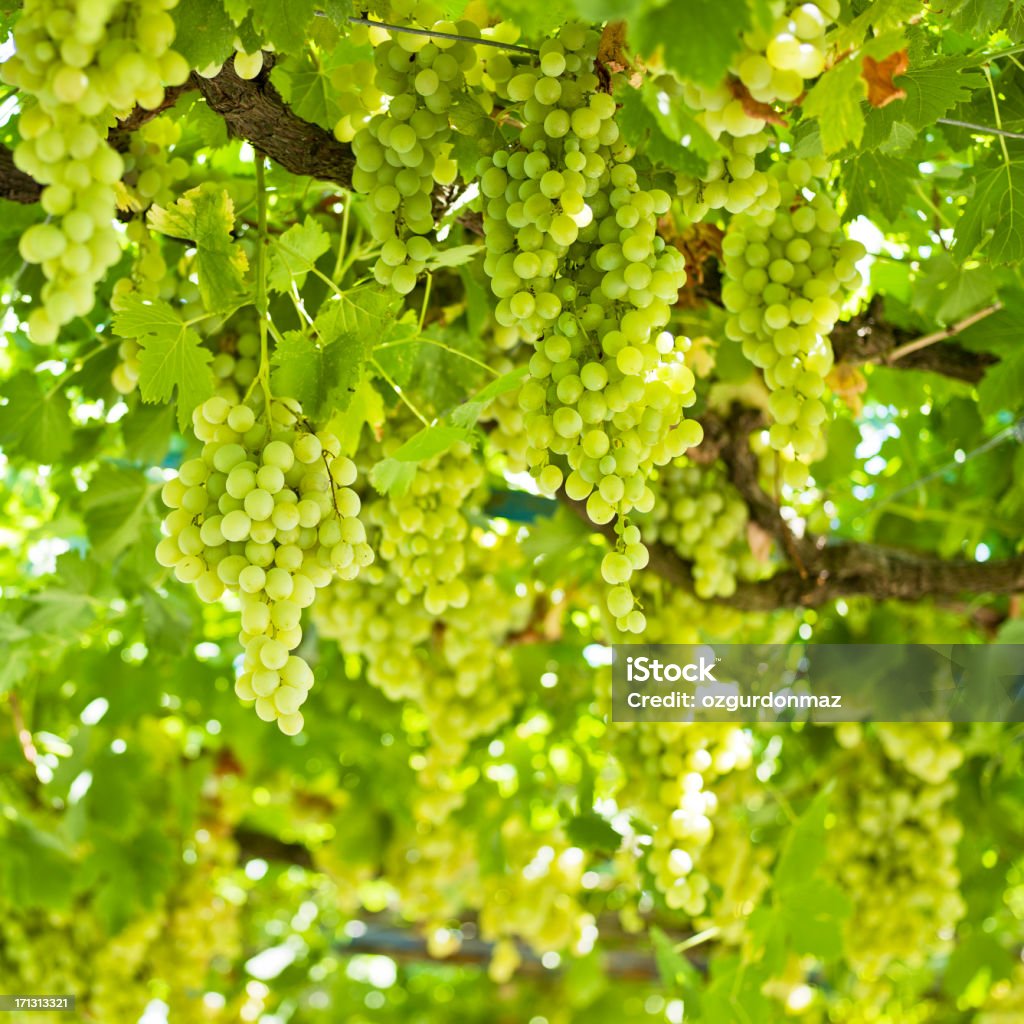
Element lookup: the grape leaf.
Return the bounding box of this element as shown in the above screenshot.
[953,163,1024,265]
[333,377,385,456]
[776,880,851,959]
[949,0,1011,35]
[617,86,715,177]
[271,329,360,422]
[269,216,332,292]
[842,150,912,221]
[632,0,750,87]
[565,812,621,853]
[863,54,986,149]
[803,58,868,154]
[170,0,237,69]
[774,786,832,891]
[978,348,1024,414]
[650,927,702,998]
[0,371,72,464]
[112,296,214,429]
[122,403,175,464]
[450,365,528,428]
[148,186,249,310]
[252,0,318,54]
[369,424,476,496]
[81,466,156,561]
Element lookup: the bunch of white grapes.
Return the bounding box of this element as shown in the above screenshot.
[478,24,705,631]
[637,458,762,599]
[315,531,532,761]
[721,162,865,461]
[364,436,486,614]
[681,0,838,140]
[349,4,471,293]
[676,130,781,220]
[829,725,966,980]
[611,721,754,915]
[118,116,189,291]
[155,394,374,734]
[210,329,260,401]
[2,0,189,344]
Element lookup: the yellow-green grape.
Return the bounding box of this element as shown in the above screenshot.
[721,165,865,459]
[676,129,782,220]
[211,329,260,401]
[350,14,480,293]
[680,0,838,142]
[112,338,143,395]
[477,24,702,631]
[315,530,532,762]
[1,0,189,343]
[331,58,385,142]
[477,816,594,971]
[826,724,966,981]
[365,437,485,614]
[637,459,764,600]
[611,720,753,914]
[156,394,374,733]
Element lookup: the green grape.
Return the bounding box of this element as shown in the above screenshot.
[721,166,865,464]
[826,723,966,982]
[2,0,189,342]
[350,15,482,290]
[316,528,532,764]
[156,394,374,734]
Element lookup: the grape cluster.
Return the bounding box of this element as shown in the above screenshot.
[2,0,189,343]
[680,0,837,142]
[478,817,594,981]
[478,25,704,631]
[611,721,754,914]
[829,724,966,980]
[350,3,472,293]
[676,129,781,220]
[210,329,260,402]
[315,530,532,761]
[721,164,865,467]
[364,436,486,614]
[331,56,386,143]
[637,458,763,599]
[155,394,374,734]
[119,116,189,294]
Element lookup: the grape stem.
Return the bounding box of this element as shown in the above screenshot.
[346,15,541,55]
[371,358,431,426]
[374,336,501,378]
[936,117,1024,140]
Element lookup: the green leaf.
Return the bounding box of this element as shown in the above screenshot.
[948,0,1011,36]
[774,786,833,891]
[148,186,249,309]
[122,403,175,464]
[864,54,985,149]
[81,466,155,561]
[0,371,72,464]
[271,55,342,129]
[842,150,911,221]
[113,296,214,429]
[369,424,476,496]
[617,86,716,177]
[953,163,1024,265]
[422,245,483,271]
[650,927,702,998]
[776,880,851,959]
[978,348,1024,414]
[270,325,364,422]
[269,216,332,292]
[632,0,750,87]
[565,812,621,853]
[252,0,318,54]
[171,0,237,70]
[803,58,867,154]
[450,365,528,429]
[333,377,385,457]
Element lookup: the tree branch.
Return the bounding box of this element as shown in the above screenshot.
[830,297,999,384]
[559,409,1024,611]
[192,55,356,188]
